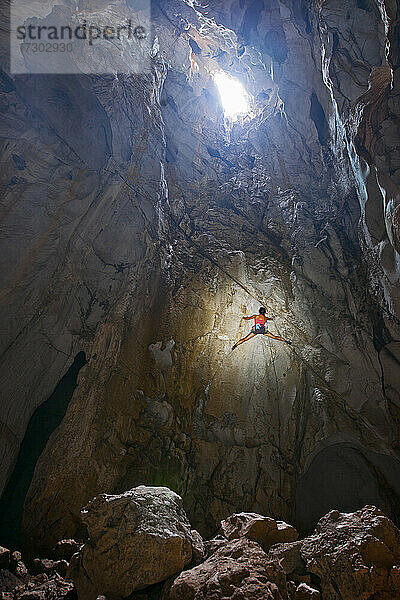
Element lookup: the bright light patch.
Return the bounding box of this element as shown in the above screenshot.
[214,72,250,120]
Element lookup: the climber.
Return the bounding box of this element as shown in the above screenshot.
[232,307,291,350]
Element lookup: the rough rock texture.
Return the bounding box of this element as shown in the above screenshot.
[53,541,82,563]
[30,559,68,578]
[0,545,74,600]
[218,512,298,551]
[10,552,29,580]
[293,584,320,600]
[266,505,400,600]
[0,0,399,556]
[163,503,399,600]
[70,486,202,599]
[299,505,400,600]
[15,574,75,600]
[268,541,307,581]
[3,503,399,600]
[162,537,287,600]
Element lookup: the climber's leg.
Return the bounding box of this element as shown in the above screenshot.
[232,332,255,350]
[264,332,291,344]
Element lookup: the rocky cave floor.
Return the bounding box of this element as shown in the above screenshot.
[1,486,400,600]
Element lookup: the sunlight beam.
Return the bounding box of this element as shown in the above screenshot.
[213,72,250,120]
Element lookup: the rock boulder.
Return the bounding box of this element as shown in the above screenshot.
[219,512,298,552]
[0,544,74,600]
[300,505,400,600]
[71,486,202,599]
[293,583,321,599]
[54,540,82,562]
[163,537,287,600]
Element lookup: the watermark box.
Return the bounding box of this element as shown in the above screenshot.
[10,0,151,74]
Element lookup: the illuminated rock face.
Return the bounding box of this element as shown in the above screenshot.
[0,0,399,554]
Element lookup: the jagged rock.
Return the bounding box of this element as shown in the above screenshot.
[293,583,320,599]
[71,486,202,599]
[268,541,306,577]
[31,574,49,586]
[15,573,75,600]
[204,512,298,558]
[300,505,400,600]
[163,537,287,600]
[190,530,205,566]
[18,592,46,600]
[0,549,74,600]
[219,512,298,551]
[31,559,68,578]
[204,535,227,558]
[276,521,300,545]
[54,540,82,562]
[10,552,28,579]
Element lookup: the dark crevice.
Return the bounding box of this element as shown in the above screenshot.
[310,91,329,146]
[0,351,87,550]
[377,350,387,399]
[295,442,400,536]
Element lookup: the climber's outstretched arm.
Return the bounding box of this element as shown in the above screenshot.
[243,314,274,321]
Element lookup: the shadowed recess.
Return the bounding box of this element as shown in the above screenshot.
[0,351,87,550]
[295,443,400,536]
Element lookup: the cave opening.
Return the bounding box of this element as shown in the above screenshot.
[0,351,87,551]
[295,443,400,536]
[213,72,251,120]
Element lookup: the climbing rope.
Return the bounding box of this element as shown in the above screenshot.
[168,207,390,446]
[110,165,390,449]
[267,339,283,517]
[99,163,398,526]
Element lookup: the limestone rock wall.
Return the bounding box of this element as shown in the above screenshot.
[0,0,399,553]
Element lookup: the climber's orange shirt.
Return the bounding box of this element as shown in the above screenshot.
[254,314,266,326]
